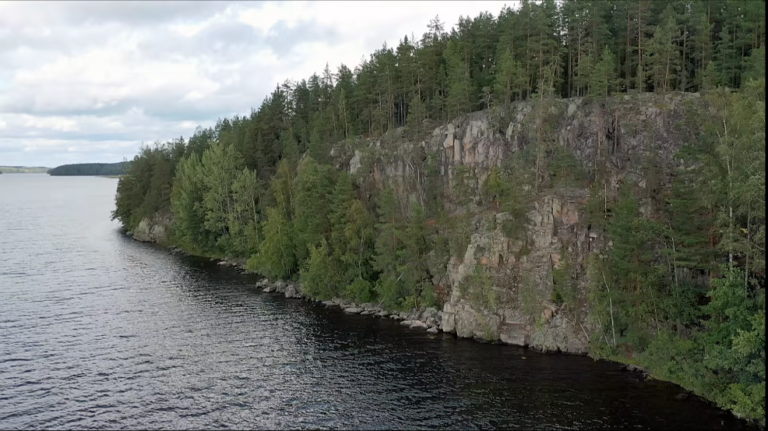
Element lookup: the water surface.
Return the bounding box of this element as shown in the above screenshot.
[0,174,753,429]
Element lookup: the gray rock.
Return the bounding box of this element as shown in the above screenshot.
[427,327,439,334]
[344,307,363,314]
[423,307,439,321]
[322,300,335,307]
[400,320,414,326]
[409,320,428,330]
[273,280,286,293]
[284,285,298,298]
[263,286,275,293]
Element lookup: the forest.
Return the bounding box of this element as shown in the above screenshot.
[111,0,765,424]
[48,162,130,176]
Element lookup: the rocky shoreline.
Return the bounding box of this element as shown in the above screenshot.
[210,255,446,335]
[159,243,743,422]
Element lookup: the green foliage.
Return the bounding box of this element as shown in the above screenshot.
[588,46,618,98]
[300,240,341,299]
[293,157,335,262]
[551,248,577,308]
[463,266,497,311]
[547,145,585,188]
[397,203,434,309]
[170,153,215,253]
[49,162,130,176]
[229,168,262,257]
[498,147,534,240]
[250,207,296,280]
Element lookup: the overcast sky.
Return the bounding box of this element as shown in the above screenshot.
[0,1,513,168]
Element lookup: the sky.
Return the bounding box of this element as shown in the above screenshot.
[0,0,513,168]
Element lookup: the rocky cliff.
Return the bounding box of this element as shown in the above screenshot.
[129,210,173,245]
[335,92,702,353]
[130,92,702,355]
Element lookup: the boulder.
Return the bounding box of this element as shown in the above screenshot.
[344,307,363,314]
[400,320,414,326]
[409,320,428,330]
[263,285,275,293]
[284,285,298,298]
[427,327,439,334]
[423,307,439,321]
[273,280,286,293]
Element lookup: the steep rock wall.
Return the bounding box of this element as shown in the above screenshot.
[337,92,702,353]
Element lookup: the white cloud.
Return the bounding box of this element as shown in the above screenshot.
[0,0,513,167]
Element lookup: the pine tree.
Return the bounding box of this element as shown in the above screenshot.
[646,5,681,94]
[444,39,474,118]
[589,45,618,98]
[293,157,335,263]
[493,47,526,106]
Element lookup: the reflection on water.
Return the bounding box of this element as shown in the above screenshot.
[0,175,753,430]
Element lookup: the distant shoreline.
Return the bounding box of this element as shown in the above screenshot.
[0,166,50,174]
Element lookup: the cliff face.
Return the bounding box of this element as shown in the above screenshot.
[130,92,703,354]
[130,211,173,245]
[338,92,702,353]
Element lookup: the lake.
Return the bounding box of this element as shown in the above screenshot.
[0,174,753,429]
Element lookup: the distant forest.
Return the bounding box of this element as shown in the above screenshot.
[48,162,130,176]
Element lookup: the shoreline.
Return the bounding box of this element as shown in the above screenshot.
[129,232,759,428]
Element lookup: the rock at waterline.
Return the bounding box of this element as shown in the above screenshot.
[263,286,276,293]
[427,327,439,334]
[284,285,298,298]
[409,321,429,330]
[344,307,363,314]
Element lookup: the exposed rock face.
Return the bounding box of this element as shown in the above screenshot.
[337,92,701,354]
[134,93,702,355]
[132,211,173,244]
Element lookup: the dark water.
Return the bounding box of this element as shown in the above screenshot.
[0,174,753,430]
